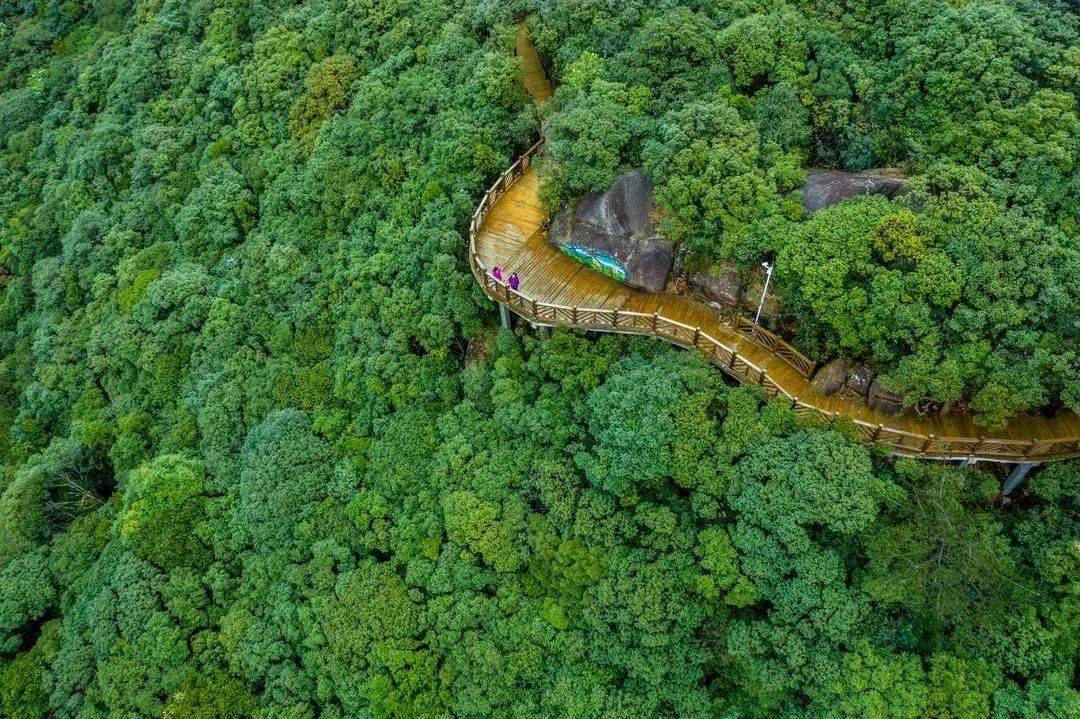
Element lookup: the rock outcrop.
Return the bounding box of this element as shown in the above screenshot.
[803,169,907,213]
[845,365,876,397]
[549,169,674,293]
[868,377,905,416]
[688,264,741,308]
[811,358,851,396]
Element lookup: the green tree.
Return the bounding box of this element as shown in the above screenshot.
[233,409,333,552]
[539,52,650,209]
[864,460,1028,630]
[643,94,789,261]
[120,454,210,570]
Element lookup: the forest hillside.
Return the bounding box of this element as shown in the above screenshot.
[0,1,1077,718]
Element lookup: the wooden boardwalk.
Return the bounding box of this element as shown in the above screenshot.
[516,25,552,105]
[466,30,1080,463]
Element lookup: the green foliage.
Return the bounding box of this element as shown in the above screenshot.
[162,671,257,719]
[234,409,332,552]
[539,52,650,209]
[925,654,1000,719]
[864,461,1023,630]
[873,209,924,263]
[725,429,900,711]
[717,11,806,90]
[289,55,359,151]
[121,454,209,570]
[0,2,1076,717]
[768,185,1076,427]
[0,619,58,719]
[116,268,159,315]
[694,525,756,607]
[442,490,525,572]
[575,352,721,497]
[642,94,790,260]
[828,642,927,719]
[0,548,53,652]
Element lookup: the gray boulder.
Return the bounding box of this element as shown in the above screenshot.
[868,377,905,416]
[845,365,876,397]
[688,263,741,307]
[811,358,851,396]
[549,169,674,293]
[803,169,906,214]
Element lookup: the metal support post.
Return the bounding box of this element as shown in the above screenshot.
[1003,462,1039,496]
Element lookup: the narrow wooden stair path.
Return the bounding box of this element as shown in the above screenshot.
[465,29,1080,463]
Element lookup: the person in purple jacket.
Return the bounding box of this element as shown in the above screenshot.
[508,272,520,291]
[491,266,503,282]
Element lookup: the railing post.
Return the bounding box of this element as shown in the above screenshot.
[612,309,619,328]
[571,306,577,324]
[872,424,883,442]
[693,327,701,346]
[531,298,538,316]
[652,312,659,332]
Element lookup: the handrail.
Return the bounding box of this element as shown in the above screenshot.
[725,313,817,378]
[469,140,544,280]
[467,143,1080,463]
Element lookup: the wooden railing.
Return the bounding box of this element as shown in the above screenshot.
[468,141,545,285]
[786,402,1080,462]
[467,144,1080,463]
[726,313,817,378]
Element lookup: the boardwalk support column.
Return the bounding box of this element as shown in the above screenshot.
[499,303,512,331]
[1003,462,1039,496]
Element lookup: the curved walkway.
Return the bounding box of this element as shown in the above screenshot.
[466,29,1080,463]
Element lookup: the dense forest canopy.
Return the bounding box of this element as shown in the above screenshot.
[533,0,1079,429]
[0,1,1077,718]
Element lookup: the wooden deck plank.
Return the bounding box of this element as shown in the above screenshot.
[516,26,553,105]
